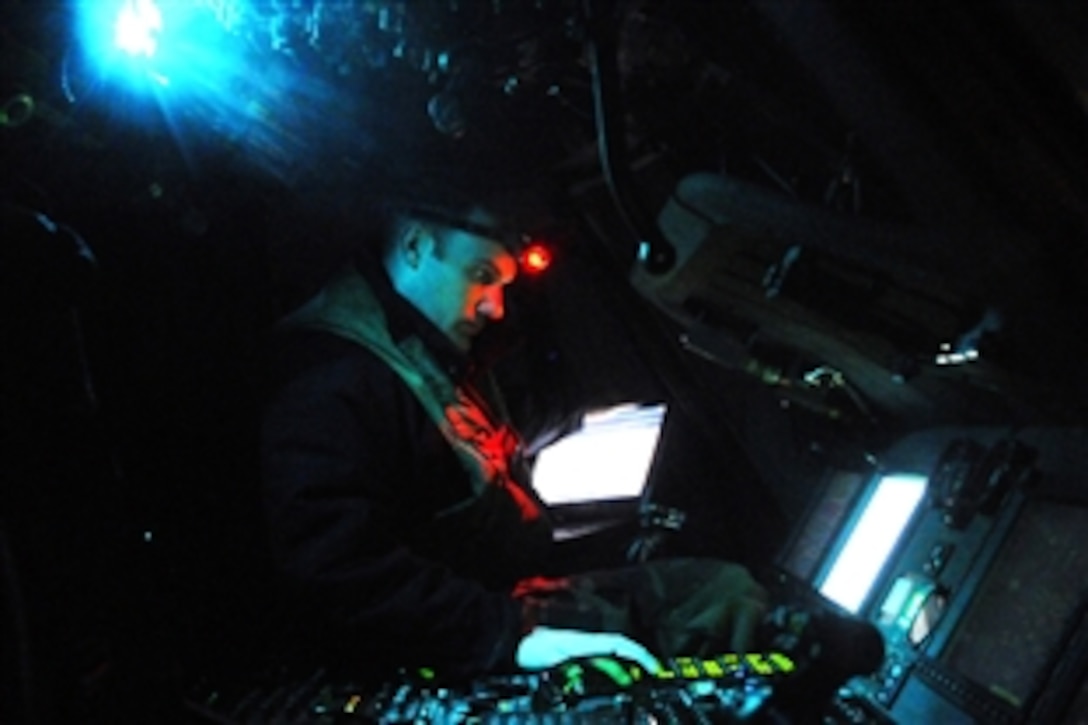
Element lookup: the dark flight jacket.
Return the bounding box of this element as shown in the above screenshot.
[260,260,553,678]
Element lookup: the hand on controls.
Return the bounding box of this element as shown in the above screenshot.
[515,626,661,673]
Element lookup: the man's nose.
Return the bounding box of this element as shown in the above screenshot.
[478,288,505,321]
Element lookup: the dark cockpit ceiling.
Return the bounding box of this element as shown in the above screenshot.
[5,0,1088,573]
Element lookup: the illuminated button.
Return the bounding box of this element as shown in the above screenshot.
[768,652,795,673]
[745,654,774,676]
[704,660,725,678]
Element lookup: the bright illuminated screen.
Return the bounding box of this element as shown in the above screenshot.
[532,403,667,505]
[818,473,927,613]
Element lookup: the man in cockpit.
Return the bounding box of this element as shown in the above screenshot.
[259,186,770,679]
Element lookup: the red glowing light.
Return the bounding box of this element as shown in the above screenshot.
[520,242,552,274]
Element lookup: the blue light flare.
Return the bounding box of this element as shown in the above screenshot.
[77,0,234,91]
[114,0,163,58]
[73,0,267,135]
[71,0,370,182]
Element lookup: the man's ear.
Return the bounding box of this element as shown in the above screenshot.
[399,222,433,268]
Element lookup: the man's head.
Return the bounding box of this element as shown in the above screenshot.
[382,204,519,352]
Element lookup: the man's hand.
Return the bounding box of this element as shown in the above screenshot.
[515,626,661,673]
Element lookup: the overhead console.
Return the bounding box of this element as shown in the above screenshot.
[631,172,1031,427]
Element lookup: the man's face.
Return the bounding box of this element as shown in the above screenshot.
[395,223,519,352]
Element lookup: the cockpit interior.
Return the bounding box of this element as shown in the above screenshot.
[4,1,1088,722]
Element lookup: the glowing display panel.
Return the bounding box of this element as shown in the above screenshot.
[818,473,927,613]
[532,403,666,505]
